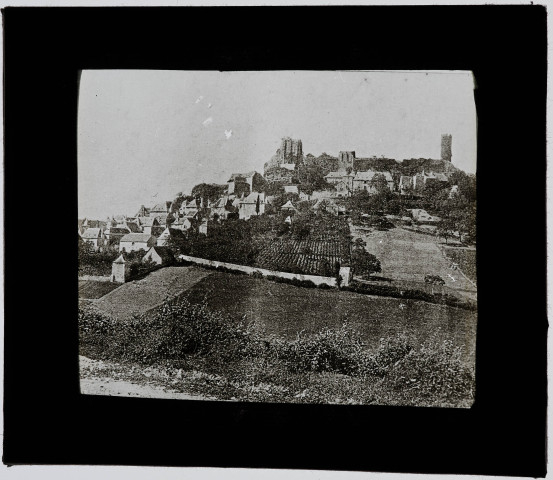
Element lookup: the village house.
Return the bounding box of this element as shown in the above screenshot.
[209,197,230,220]
[312,198,338,214]
[283,184,299,194]
[353,170,394,193]
[227,171,264,195]
[280,200,298,215]
[119,233,157,253]
[299,191,311,201]
[156,227,186,247]
[150,201,171,216]
[324,171,354,191]
[332,180,351,198]
[413,170,448,192]
[399,175,414,195]
[139,216,160,235]
[180,199,199,217]
[239,192,265,220]
[142,246,175,266]
[81,227,106,251]
[104,226,131,246]
[78,219,87,236]
[135,205,150,217]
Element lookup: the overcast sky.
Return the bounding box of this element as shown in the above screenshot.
[78,70,477,218]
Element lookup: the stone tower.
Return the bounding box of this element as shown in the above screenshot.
[279,137,303,164]
[111,254,130,283]
[441,134,452,162]
[338,151,355,170]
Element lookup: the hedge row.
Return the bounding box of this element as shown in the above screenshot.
[343,281,477,311]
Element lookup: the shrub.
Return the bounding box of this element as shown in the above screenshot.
[277,324,367,375]
[379,339,474,405]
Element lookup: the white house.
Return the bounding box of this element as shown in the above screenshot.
[239,192,265,220]
[284,184,299,194]
[353,170,394,193]
[81,228,105,251]
[138,216,160,235]
[119,233,157,252]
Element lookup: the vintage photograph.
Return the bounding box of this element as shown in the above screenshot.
[78,70,477,407]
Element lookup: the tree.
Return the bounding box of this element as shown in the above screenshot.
[437,218,456,244]
[255,195,260,215]
[191,183,228,203]
[369,173,390,195]
[352,238,367,251]
[351,250,381,279]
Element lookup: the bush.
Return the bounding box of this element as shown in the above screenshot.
[379,339,474,405]
[276,324,367,375]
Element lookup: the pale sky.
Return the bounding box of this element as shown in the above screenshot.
[78,70,477,218]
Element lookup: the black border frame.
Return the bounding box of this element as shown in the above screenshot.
[3,6,547,476]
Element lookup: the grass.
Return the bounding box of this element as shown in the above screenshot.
[182,272,477,367]
[78,280,121,299]
[442,247,477,283]
[79,295,475,407]
[351,225,476,300]
[92,266,212,320]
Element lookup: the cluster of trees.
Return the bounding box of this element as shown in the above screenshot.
[179,221,261,266]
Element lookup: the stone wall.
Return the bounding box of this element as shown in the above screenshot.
[178,255,341,287]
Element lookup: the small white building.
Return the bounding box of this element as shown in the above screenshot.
[111,254,130,283]
[284,184,299,194]
[119,233,157,253]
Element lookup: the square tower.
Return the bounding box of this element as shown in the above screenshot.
[441,134,452,162]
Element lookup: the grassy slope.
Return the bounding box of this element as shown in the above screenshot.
[78,280,121,299]
[182,272,477,367]
[442,247,477,283]
[351,226,477,299]
[93,266,211,320]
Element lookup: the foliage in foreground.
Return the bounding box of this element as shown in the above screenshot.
[79,299,474,407]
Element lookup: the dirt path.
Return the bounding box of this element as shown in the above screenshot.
[79,356,217,401]
[92,266,212,320]
[80,377,211,400]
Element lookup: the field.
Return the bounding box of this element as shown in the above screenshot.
[442,247,477,283]
[351,225,477,300]
[78,280,121,299]
[254,216,351,275]
[255,234,350,275]
[92,267,211,320]
[183,272,477,366]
